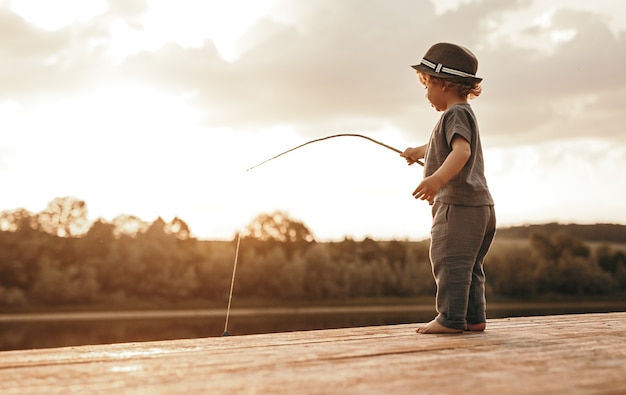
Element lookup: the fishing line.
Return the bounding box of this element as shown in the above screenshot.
[222,231,240,336]
[222,133,423,336]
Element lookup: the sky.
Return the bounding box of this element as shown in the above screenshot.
[1,0,625,241]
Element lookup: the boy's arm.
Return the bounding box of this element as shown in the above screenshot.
[401,144,427,165]
[412,135,471,201]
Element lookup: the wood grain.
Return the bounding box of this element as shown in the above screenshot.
[1,312,625,394]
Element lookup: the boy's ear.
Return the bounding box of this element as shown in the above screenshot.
[430,78,446,89]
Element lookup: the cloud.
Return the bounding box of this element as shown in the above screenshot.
[0,8,112,101]
[105,0,148,20]
[2,1,625,145]
[116,0,437,134]
[0,8,69,97]
[120,0,626,145]
[479,7,626,144]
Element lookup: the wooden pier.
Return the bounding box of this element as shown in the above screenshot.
[1,312,625,394]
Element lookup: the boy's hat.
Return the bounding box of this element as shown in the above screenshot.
[411,42,482,83]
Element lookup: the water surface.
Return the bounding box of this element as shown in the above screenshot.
[2,301,625,351]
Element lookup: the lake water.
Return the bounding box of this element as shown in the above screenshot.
[2,301,625,351]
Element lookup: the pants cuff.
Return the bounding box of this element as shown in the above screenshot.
[436,314,466,330]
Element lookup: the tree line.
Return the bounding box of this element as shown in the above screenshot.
[1,197,625,310]
[496,223,626,244]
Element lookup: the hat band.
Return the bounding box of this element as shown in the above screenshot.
[420,58,476,78]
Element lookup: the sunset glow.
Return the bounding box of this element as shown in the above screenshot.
[2,0,625,241]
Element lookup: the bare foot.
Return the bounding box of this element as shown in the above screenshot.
[466,322,486,331]
[416,319,463,334]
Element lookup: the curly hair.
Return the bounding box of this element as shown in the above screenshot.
[417,72,482,99]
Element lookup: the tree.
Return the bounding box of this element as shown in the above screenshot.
[111,214,149,237]
[0,208,38,232]
[243,211,315,243]
[530,231,590,263]
[165,217,191,240]
[36,197,89,237]
[596,245,626,274]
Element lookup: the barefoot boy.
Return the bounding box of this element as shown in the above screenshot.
[402,43,496,334]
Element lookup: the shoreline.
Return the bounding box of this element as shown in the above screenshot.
[3,299,626,323]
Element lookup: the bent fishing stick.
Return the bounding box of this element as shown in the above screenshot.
[246,133,424,171]
[223,133,422,336]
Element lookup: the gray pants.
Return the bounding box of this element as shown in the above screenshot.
[430,202,496,330]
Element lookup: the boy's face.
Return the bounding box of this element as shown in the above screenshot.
[424,78,448,112]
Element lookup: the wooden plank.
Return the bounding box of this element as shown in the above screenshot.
[1,312,625,394]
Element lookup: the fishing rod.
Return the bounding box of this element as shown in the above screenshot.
[222,133,423,336]
[246,133,424,171]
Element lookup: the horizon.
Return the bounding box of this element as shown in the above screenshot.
[2,196,625,243]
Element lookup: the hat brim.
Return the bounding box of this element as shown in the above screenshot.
[411,64,482,84]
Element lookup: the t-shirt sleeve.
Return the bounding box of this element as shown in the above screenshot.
[444,107,473,147]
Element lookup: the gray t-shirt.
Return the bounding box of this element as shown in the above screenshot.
[424,103,494,206]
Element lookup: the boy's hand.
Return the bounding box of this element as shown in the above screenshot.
[412,136,471,202]
[401,146,425,166]
[412,175,443,201]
